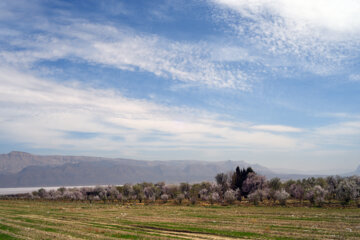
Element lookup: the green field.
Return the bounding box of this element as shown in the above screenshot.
[0,200,359,239]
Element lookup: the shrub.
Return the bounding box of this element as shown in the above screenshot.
[38,188,49,199]
[215,173,229,194]
[199,188,208,201]
[122,184,133,198]
[248,189,269,205]
[224,189,236,204]
[132,184,144,203]
[144,186,155,200]
[336,178,358,205]
[190,196,197,205]
[231,167,254,195]
[268,178,282,191]
[326,176,340,200]
[160,194,169,203]
[105,186,120,202]
[210,192,220,204]
[242,173,266,197]
[48,190,61,200]
[148,195,156,203]
[314,185,327,206]
[306,185,327,206]
[180,183,191,199]
[154,182,165,199]
[274,189,290,206]
[176,193,185,204]
[248,191,261,205]
[210,183,222,197]
[115,192,123,202]
[268,178,282,201]
[289,184,305,202]
[164,185,179,199]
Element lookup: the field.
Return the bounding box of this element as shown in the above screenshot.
[0,200,359,239]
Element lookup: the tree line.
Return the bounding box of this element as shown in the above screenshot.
[2,166,360,207]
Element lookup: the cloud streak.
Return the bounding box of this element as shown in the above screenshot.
[251,125,303,133]
[0,67,308,159]
[212,0,360,75]
[0,19,251,90]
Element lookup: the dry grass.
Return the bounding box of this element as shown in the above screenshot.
[0,200,359,239]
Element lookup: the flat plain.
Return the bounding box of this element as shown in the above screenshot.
[0,200,359,239]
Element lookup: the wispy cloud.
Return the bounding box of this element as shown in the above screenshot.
[251,125,303,133]
[211,0,360,75]
[0,19,251,90]
[349,74,360,82]
[0,67,308,159]
[315,121,360,137]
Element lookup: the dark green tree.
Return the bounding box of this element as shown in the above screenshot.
[231,166,254,199]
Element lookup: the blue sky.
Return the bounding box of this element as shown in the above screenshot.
[0,0,360,173]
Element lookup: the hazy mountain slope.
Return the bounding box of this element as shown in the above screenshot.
[0,151,137,174]
[0,151,357,187]
[0,151,275,187]
[342,165,360,176]
[0,159,268,187]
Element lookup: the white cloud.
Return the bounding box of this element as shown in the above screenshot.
[212,0,360,75]
[349,74,360,82]
[251,125,303,133]
[297,121,360,151]
[0,67,308,159]
[318,112,360,119]
[0,21,251,90]
[315,121,360,136]
[210,46,256,62]
[214,0,360,34]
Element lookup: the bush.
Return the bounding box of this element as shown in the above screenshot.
[199,188,208,201]
[210,192,220,204]
[242,173,266,196]
[164,185,179,199]
[144,186,155,201]
[190,196,197,205]
[224,189,236,204]
[115,192,123,202]
[160,194,169,203]
[306,185,327,206]
[180,183,191,199]
[176,194,185,204]
[248,191,261,205]
[336,178,358,205]
[289,184,304,202]
[248,189,269,205]
[274,189,290,206]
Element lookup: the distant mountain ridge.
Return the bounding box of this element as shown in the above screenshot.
[0,151,265,187]
[0,151,106,174]
[0,151,358,187]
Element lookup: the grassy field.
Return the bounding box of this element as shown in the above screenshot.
[0,200,359,239]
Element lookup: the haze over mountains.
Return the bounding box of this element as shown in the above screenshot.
[0,151,358,188]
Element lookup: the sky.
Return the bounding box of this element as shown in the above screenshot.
[0,0,359,173]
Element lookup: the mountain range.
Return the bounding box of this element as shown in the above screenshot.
[0,151,358,187]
